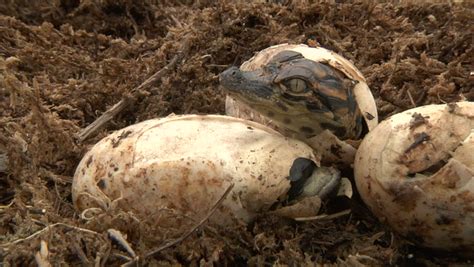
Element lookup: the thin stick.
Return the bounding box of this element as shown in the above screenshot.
[77,55,178,142]
[122,183,234,267]
[77,37,192,142]
[293,209,351,222]
[112,253,132,262]
[71,236,92,266]
[1,223,101,247]
[406,90,416,108]
[0,152,7,173]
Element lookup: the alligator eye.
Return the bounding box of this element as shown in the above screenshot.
[284,78,308,94]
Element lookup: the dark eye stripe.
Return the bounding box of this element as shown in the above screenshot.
[300,126,315,134]
[268,50,305,64]
[354,115,365,138]
[317,93,349,110]
[320,122,347,138]
[305,101,330,113]
[317,62,346,79]
[282,92,308,102]
[347,87,357,113]
[320,77,344,90]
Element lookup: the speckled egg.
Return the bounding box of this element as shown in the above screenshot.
[354,102,474,255]
[72,114,340,228]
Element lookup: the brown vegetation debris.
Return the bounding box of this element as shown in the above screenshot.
[0,0,472,265]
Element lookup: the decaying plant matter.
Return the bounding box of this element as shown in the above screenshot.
[0,0,472,265]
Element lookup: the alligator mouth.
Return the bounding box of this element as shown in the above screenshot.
[219,66,275,102]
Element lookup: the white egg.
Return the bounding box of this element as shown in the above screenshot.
[354,102,474,255]
[72,114,339,228]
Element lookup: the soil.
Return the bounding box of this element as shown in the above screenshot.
[0,0,473,266]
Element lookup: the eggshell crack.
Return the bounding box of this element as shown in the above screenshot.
[224,43,378,166]
[354,102,474,255]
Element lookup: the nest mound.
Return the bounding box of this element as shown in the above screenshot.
[0,1,472,265]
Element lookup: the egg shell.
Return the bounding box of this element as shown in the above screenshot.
[72,114,319,226]
[225,43,378,166]
[354,102,474,255]
[240,44,378,130]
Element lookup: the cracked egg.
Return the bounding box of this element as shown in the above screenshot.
[354,102,474,255]
[72,114,341,228]
[221,43,379,167]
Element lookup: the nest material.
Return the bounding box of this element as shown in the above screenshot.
[0,0,473,265]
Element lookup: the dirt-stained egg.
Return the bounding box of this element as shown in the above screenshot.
[72,114,340,229]
[354,102,474,255]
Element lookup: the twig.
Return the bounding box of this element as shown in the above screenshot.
[112,253,132,262]
[1,223,101,247]
[347,253,378,263]
[0,152,7,173]
[437,92,447,104]
[170,15,183,28]
[206,64,229,68]
[77,56,178,142]
[293,209,351,222]
[99,241,112,267]
[0,201,14,212]
[77,37,192,142]
[71,236,91,266]
[122,183,234,267]
[407,89,416,108]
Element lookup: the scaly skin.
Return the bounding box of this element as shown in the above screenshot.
[218,49,370,201]
[219,50,367,142]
